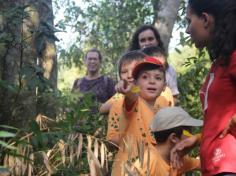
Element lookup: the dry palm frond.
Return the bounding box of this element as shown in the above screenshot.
[35,114,55,130]
[76,133,83,159]
[94,139,99,158]
[27,153,34,176]
[41,151,54,175]
[3,113,111,176]
[100,143,105,168]
[123,162,139,176]
[87,147,103,176]
[58,139,66,165]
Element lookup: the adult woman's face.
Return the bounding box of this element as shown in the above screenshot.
[138,29,159,49]
[186,6,214,49]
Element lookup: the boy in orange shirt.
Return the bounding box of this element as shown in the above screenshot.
[132,107,202,176]
[142,46,175,106]
[99,50,146,114]
[111,57,168,175]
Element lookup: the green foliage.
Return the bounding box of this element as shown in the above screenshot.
[57,0,155,74]
[1,89,109,174]
[177,49,210,119]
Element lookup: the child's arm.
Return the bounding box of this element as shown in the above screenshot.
[116,80,139,111]
[170,134,201,169]
[99,93,124,114]
[99,99,112,114]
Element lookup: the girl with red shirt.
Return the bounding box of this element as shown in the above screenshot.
[170,0,236,176]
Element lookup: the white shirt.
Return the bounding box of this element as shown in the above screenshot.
[166,64,179,96]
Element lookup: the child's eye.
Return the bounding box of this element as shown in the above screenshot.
[141,75,148,79]
[155,77,162,80]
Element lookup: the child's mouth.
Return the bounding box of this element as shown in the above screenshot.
[147,88,157,92]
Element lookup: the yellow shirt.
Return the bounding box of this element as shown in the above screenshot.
[107,96,172,176]
[159,87,174,107]
[133,145,200,176]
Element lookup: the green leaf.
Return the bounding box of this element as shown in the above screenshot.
[0,140,17,150]
[0,125,18,130]
[0,131,16,138]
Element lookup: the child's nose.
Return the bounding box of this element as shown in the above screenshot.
[149,77,155,83]
[127,70,133,78]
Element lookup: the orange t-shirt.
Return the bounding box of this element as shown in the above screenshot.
[107,96,172,176]
[133,144,200,176]
[159,86,174,107]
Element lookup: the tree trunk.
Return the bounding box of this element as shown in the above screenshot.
[153,0,181,52]
[0,0,57,126]
[35,0,57,88]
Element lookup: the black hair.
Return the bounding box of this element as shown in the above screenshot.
[85,48,102,61]
[141,46,167,58]
[128,25,165,52]
[118,50,146,77]
[134,64,166,80]
[188,0,236,65]
[153,126,191,143]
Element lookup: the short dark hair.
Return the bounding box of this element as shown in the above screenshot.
[129,25,165,52]
[152,126,191,143]
[85,48,102,61]
[188,0,236,65]
[118,50,146,77]
[134,64,166,80]
[142,46,167,58]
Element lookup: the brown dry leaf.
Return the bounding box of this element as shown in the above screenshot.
[77,133,83,159]
[27,153,34,176]
[87,147,103,176]
[89,160,97,176]
[87,135,92,162]
[100,143,105,168]
[123,162,139,176]
[58,139,66,165]
[42,151,54,175]
[35,114,55,130]
[69,144,74,165]
[94,139,99,159]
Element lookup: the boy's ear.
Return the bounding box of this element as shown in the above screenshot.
[169,133,180,144]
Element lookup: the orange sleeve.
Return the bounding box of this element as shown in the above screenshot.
[99,93,123,114]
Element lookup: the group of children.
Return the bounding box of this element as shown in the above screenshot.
[99,46,202,176]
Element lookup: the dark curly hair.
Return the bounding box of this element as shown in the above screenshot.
[188,0,236,65]
[128,24,165,52]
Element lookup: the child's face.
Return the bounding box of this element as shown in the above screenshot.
[136,69,166,102]
[120,60,140,84]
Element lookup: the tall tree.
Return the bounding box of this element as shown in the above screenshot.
[0,0,57,126]
[153,0,182,51]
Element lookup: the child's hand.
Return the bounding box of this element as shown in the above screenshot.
[170,135,199,169]
[115,80,132,95]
